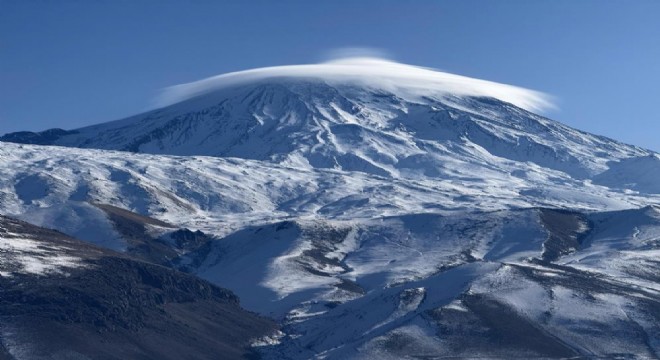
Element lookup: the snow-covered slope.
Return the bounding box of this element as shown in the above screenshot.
[1,141,658,240]
[177,207,659,359]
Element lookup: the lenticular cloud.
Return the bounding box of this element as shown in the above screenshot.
[155,56,555,113]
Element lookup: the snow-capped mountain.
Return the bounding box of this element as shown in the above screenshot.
[1,58,655,187]
[1,57,659,359]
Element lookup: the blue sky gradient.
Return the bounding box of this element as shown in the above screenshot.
[1,0,658,150]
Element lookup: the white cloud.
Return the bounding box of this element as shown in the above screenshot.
[155,55,555,113]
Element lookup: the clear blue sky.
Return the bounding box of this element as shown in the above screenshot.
[1,0,659,151]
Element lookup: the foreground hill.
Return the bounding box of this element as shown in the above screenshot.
[0,215,276,360]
